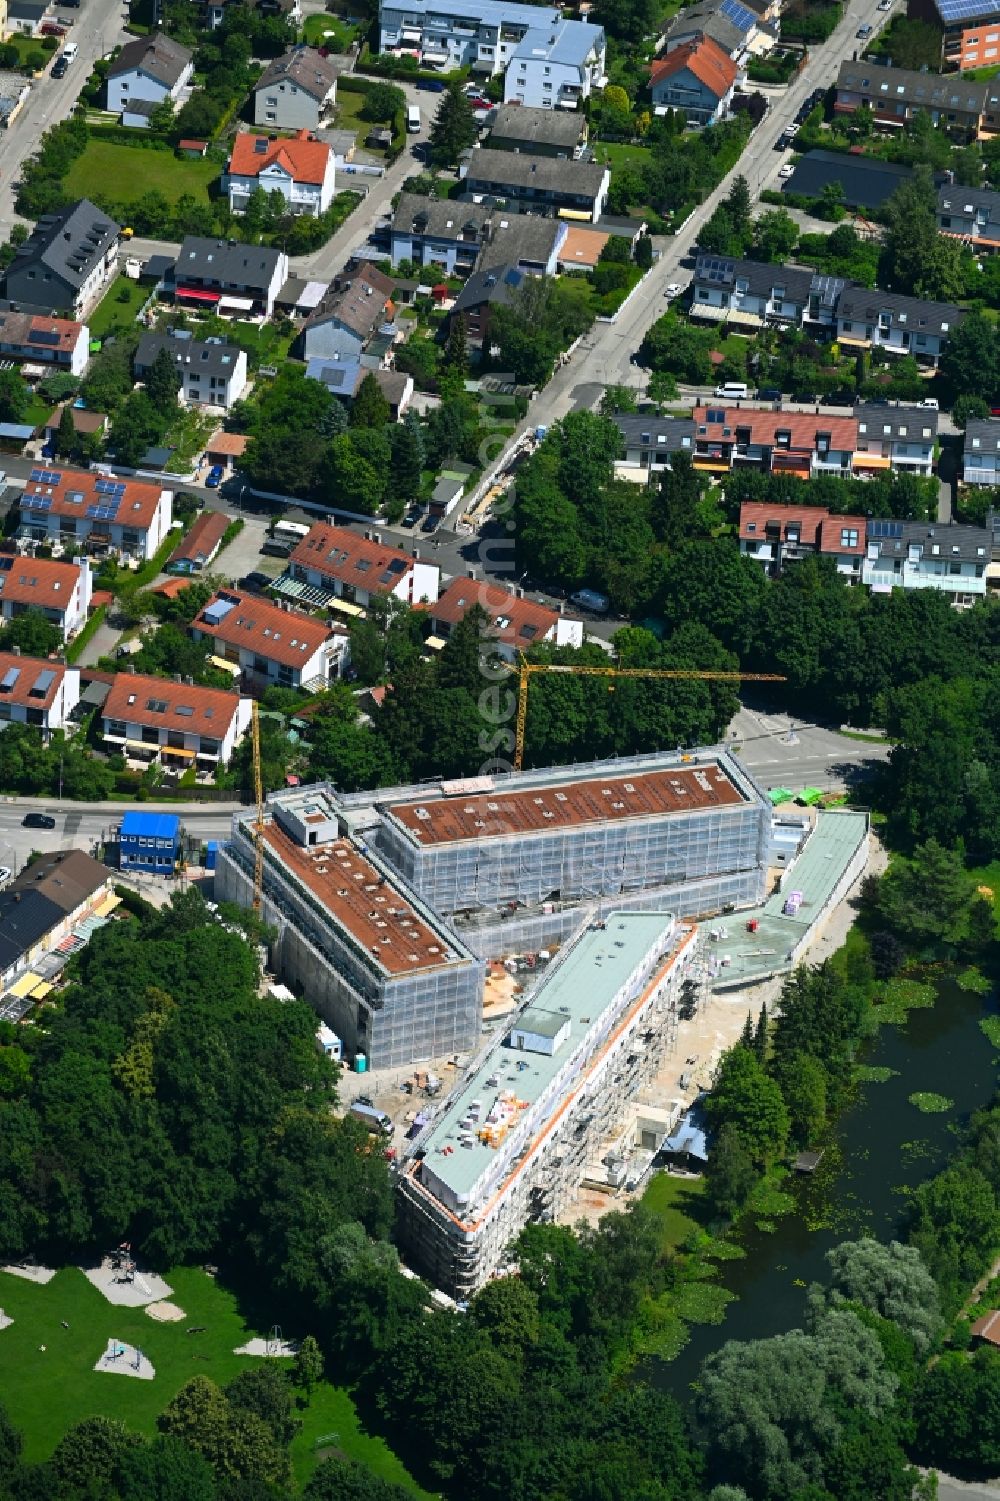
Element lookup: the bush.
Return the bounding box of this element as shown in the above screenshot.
[25,49,47,72]
[41,34,59,52]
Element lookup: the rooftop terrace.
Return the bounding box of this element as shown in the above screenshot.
[415,911,684,1208]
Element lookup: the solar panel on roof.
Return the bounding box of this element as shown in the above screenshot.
[28,328,63,348]
[719,0,755,26]
[936,0,1000,18]
[28,468,61,485]
[870,519,903,539]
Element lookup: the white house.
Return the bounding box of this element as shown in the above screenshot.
[253,46,340,131]
[427,577,582,660]
[277,522,440,613]
[190,589,349,689]
[134,330,248,410]
[862,519,990,605]
[225,130,336,218]
[853,404,938,478]
[17,467,173,563]
[168,237,289,321]
[503,19,606,110]
[301,262,396,363]
[3,199,119,319]
[835,288,963,365]
[0,555,93,642]
[106,34,194,127]
[0,654,80,739]
[0,310,90,378]
[378,0,561,76]
[963,418,1000,486]
[102,672,252,769]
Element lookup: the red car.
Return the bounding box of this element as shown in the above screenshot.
[41,21,66,34]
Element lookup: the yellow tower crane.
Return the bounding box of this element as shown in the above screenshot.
[511,659,788,773]
[251,699,265,915]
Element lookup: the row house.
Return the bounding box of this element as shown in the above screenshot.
[459,147,609,222]
[0,554,92,641]
[378,0,562,75]
[691,406,858,478]
[739,503,868,581]
[691,254,815,328]
[863,519,989,604]
[426,577,583,661]
[0,309,89,379]
[835,286,962,365]
[190,588,349,690]
[488,104,587,158]
[937,183,1000,250]
[102,671,252,769]
[614,414,697,478]
[167,237,289,321]
[388,196,492,275]
[834,60,986,137]
[17,467,173,563]
[854,404,938,477]
[964,417,1000,485]
[225,130,336,219]
[503,19,606,111]
[907,0,1000,74]
[277,523,441,615]
[739,504,991,603]
[0,653,80,739]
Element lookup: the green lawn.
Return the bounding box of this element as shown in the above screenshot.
[302,14,360,48]
[64,141,220,208]
[640,1172,708,1251]
[0,1266,429,1494]
[597,141,652,175]
[3,34,52,71]
[89,275,147,338]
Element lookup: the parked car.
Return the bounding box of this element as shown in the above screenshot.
[920,396,939,410]
[51,54,68,76]
[41,21,66,34]
[778,164,796,178]
[856,23,872,36]
[878,0,891,9]
[23,813,56,829]
[757,385,782,401]
[420,514,440,533]
[205,464,224,488]
[241,571,273,592]
[664,282,683,299]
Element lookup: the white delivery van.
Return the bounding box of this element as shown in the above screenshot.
[407,104,420,132]
[713,381,749,400]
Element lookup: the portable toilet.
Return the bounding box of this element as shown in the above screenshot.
[205,840,219,872]
[354,1052,367,1073]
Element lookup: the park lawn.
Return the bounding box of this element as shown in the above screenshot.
[64,141,220,208]
[641,1172,707,1251]
[0,1266,429,1494]
[90,275,147,338]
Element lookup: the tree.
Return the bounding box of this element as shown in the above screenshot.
[362,82,405,123]
[780,1052,827,1147]
[157,1376,290,1490]
[913,1346,1000,1474]
[870,931,906,979]
[952,394,990,429]
[147,96,176,133]
[651,451,707,548]
[294,1334,324,1404]
[725,174,752,241]
[429,81,477,167]
[694,1308,899,1499]
[145,346,182,417]
[706,1121,756,1220]
[116,1434,217,1501]
[877,838,977,945]
[593,0,658,42]
[55,404,78,461]
[443,312,469,376]
[350,373,391,430]
[0,609,63,658]
[50,1417,139,1494]
[752,208,799,262]
[942,308,1000,403]
[304,1458,416,1501]
[818,1239,943,1353]
[0,369,28,424]
[110,390,163,468]
[703,1045,789,1163]
[389,421,423,504]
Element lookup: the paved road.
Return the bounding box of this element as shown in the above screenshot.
[729,704,890,792]
[0,0,130,242]
[0,798,237,875]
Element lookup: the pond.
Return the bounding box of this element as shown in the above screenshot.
[646,973,999,1399]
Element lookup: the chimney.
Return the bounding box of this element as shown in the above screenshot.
[372,532,381,544]
[466,567,478,579]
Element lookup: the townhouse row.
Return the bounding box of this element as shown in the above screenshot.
[615,403,941,481]
[737,503,995,606]
[690,252,963,363]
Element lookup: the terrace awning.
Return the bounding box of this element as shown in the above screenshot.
[93,893,122,919]
[209,654,242,677]
[728,308,764,328]
[329,598,366,618]
[162,745,195,759]
[837,335,871,348]
[853,452,892,469]
[8,972,43,999]
[219,295,255,312]
[176,286,221,303]
[688,300,726,321]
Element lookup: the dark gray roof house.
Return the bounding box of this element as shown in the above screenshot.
[134,330,239,383]
[614,413,697,471]
[835,59,985,130]
[0,848,110,981]
[476,215,565,273]
[3,200,119,316]
[854,402,939,441]
[254,45,341,100]
[107,32,194,88]
[460,147,609,220]
[693,252,815,304]
[836,286,963,341]
[487,104,586,157]
[782,150,940,211]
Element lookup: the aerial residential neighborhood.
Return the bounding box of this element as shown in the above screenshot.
[0,0,998,1495]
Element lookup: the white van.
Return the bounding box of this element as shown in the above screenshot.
[61,41,78,62]
[713,381,749,400]
[407,104,420,132]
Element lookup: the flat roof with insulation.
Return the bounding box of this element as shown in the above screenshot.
[261,821,463,977]
[389,762,746,846]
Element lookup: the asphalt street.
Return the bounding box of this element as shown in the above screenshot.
[0,0,130,242]
[728,704,890,792]
[0,799,237,876]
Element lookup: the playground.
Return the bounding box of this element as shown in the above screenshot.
[0,1263,430,1493]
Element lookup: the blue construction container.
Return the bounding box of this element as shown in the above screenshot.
[119,811,181,875]
[205,840,219,872]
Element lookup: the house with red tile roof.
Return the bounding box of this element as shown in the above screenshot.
[102,671,252,769]
[166,510,231,574]
[16,466,173,563]
[427,577,583,661]
[693,406,859,478]
[649,37,737,125]
[0,554,93,641]
[739,503,868,581]
[0,310,90,379]
[279,523,440,614]
[225,129,336,218]
[190,588,348,689]
[0,653,80,739]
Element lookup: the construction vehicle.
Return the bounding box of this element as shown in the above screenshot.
[509,657,787,772]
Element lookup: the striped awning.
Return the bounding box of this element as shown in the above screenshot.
[93,893,122,919]
[29,980,53,1000]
